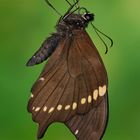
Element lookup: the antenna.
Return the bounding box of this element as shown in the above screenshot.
[45,0,62,16]
[73,0,80,8]
[91,23,113,54]
[66,0,72,6]
[63,0,80,19]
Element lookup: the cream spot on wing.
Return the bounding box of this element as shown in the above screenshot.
[103,85,107,95]
[65,105,70,110]
[75,130,79,135]
[39,77,45,81]
[31,94,34,98]
[88,95,92,103]
[93,89,98,100]
[43,106,47,112]
[57,105,62,111]
[72,102,77,110]
[81,98,86,104]
[35,107,40,112]
[48,107,54,113]
[99,85,107,96]
[32,107,35,110]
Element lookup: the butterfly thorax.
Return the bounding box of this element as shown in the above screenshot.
[56,13,94,36]
[26,13,94,66]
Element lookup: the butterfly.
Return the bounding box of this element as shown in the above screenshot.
[27,0,113,139]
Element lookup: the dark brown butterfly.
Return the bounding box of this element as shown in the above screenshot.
[27,0,113,139]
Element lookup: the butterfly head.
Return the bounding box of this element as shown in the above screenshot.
[82,13,94,22]
[61,12,94,30]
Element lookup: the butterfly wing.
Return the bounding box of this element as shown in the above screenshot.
[28,30,108,139]
[65,93,108,140]
[64,30,108,140]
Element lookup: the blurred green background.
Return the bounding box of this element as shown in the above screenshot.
[0,0,140,140]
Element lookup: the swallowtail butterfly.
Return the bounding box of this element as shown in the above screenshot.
[27,0,113,139]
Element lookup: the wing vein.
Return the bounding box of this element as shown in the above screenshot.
[76,40,100,88]
[81,59,89,112]
[29,66,61,109]
[80,109,97,139]
[40,74,70,127]
[65,78,76,121]
[35,71,67,119]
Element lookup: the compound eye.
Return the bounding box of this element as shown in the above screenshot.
[84,13,94,21]
[85,14,91,20]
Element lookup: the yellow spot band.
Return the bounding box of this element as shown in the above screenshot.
[72,102,77,110]
[65,105,70,110]
[48,107,54,113]
[81,98,86,104]
[93,89,98,100]
[57,105,62,111]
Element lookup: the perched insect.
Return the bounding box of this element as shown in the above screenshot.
[27,0,113,139]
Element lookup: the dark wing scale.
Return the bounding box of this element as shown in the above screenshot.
[67,39,102,114]
[65,94,108,140]
[81,59,92,111]
[67,40,90,114]
[76,74,89,114]
[64,30,108,140]
[28,37,71,114]
[37,39,66,76]
[37,72,70,138]
[75,30,108,86]
[28,30,108,139]
[67,39,82,78]
[28,39,66,112]
[30,39,66,92]
[55,77,75,121]
[31,61,68,120]
[28,37,80,139]
[81,60,96,111]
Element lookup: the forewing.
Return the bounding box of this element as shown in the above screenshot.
[64,30,109,140]
[74,30,108,86]
[28,30,108,139]
[28,37,78,138]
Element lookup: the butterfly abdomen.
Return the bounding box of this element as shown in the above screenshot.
[26,34,62,66]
